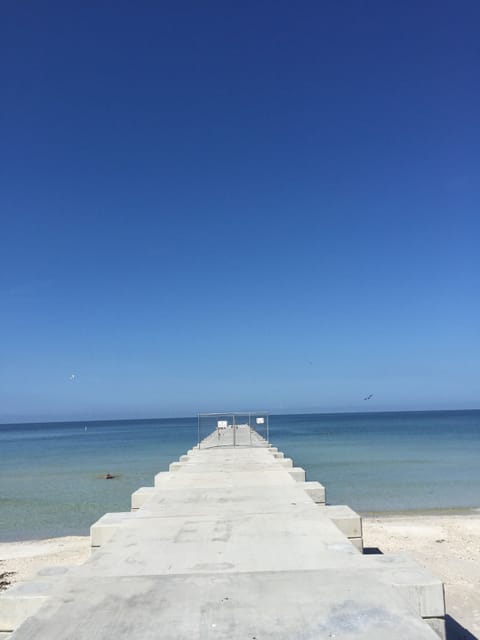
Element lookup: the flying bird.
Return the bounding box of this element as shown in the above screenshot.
[364,394,373,401]
[69,374,76,381]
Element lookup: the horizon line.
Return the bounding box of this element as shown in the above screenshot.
[2,406,480,427]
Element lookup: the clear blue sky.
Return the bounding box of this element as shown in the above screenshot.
[1,1,479,422]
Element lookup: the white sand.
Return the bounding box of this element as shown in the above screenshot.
[363,512,480,639]
[1,514,479,638]
[0,536,90,585]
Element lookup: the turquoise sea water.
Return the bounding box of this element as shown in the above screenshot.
[0,410,479,542]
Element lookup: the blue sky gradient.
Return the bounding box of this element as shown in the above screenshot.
[1,1,479,421]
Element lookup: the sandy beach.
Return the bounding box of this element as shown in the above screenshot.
[363,512,480,639]
[0,536,90,586]
[1,513,479,639]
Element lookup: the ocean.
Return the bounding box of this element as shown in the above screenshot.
[0,410,479,542]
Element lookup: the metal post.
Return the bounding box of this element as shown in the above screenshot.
[233,414,236,447]
[266,414,269,444]
[249,412,252,446]
[197,414,201,449]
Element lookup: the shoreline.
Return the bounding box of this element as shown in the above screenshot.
[359,505,480,517]
[3,505,479,545]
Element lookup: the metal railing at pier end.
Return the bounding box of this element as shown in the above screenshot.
[197,412,269,448]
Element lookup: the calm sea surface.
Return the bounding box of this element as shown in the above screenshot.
[0,410,479,541]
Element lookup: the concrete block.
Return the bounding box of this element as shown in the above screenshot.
[168,462,182,472]
[288,467,306,482]
[279,458,293,468]
[303,481,326,504]
[187,446,200,453]
[425,617,446,640]
[0,581,52,631]
[349,537,364,553]
[321,505,362,539]
[90,512,134,547]
[272,451,284,459]
[369,554,446,620]
[389,568,445,618]
[268,447,278,453]
[154,471,170,487]
[131,487,156,510]
[179,455,189,463]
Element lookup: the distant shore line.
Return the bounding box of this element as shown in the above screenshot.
[2,506,479,545]
[359,506,480,517]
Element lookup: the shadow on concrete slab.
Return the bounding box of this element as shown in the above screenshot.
[446,615,478,640]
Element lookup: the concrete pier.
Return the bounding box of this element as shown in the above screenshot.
[0,425,445,639]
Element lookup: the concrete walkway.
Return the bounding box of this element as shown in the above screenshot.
[1,427,445,639]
